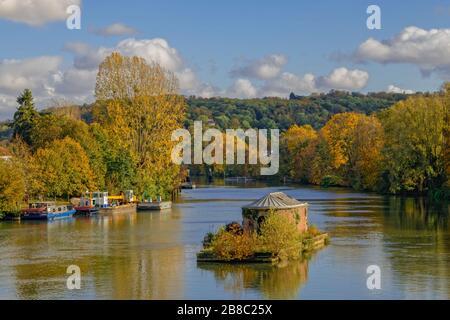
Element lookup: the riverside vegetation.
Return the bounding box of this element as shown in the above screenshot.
[0,52,186,218]
[0,52,449,218]
[200,212,326,262]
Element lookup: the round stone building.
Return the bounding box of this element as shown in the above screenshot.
[242,192,309,233]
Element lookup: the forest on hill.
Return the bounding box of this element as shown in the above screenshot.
[0,89,412,140]
[186,91,411,130]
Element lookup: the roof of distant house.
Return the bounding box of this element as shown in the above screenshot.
[0,146,12,157]
[242,192,308,210]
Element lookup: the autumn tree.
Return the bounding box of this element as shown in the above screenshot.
[7,137,42,199]
[0,158,26,217]
[281,125,318,182]
[312,112,384,189]
[93,52,186,198]
[30,114,106,190]
[442,83,450,191]
[13,89,39,145]
[380,95,447,194]
[34,137,96,198]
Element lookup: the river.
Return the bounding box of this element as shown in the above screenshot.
[0,182,449,299]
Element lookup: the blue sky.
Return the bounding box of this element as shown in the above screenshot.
[0,0,449,119]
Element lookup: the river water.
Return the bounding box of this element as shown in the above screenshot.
[0,183,449,299]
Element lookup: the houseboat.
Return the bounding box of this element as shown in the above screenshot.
[21,202,76,221]
[74,192,100,216]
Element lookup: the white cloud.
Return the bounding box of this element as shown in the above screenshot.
[261,72,317,97]
[259,67,369,97]
[0,0,81,26]
[196,84,221,98]
[227,79,257,98]
[91,23,137,37]
[116,38,184,72]
[54,68,97,96]
[0,56,62,95]
[387,85,415,94]
[318,67,369,90]
[231,54,288,80]
[355,26,450,76]
[65,38,202,94]
[64,42,111,70]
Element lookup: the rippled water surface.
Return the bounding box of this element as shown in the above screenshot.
[0,183,449,299]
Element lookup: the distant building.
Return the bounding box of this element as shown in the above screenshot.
[0,146,12,161]
[242,192,309,233]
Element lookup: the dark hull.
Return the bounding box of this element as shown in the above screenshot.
[21,210,76,221]
[74,207,99,216]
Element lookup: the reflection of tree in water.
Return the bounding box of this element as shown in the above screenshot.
[197,259,309,299]
[10,210,185,299]
[383,197,449,231]
[382,197,450,298]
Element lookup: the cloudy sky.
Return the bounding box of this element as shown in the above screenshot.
[0,0,449,119]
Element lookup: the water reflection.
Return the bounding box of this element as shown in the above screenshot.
[381,197,450,299]
[197,259,309,299]
[1,209,185,299]
[0,185,449,299]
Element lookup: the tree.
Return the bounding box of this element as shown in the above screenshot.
[380,95,447,194]
[0,158,26,216]
[348,116,384,190]
[281,125,318,182]
[93,52,186,198]
[316,112,384,189]
[8,137,42,199]
[35,137,96,198]
[259,211,302,259]
[13,89,39,145]
[30,114,107,190]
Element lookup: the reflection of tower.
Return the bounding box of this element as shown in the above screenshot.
[197,259,309,299]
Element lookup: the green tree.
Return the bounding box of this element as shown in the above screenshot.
[13,89,39,145]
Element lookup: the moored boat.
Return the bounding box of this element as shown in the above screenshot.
[137,201,172,211]
[74,192,100,216]
[21,202,75,221]
[180,182,196,189]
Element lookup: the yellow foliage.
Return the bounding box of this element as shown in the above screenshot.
[0,158,26,214]
[212,229,258,261]
[282,125,318,181]
[320,112,363,169]
[34,137,96,197]
[259,211,302,259]
[93,52,186,197]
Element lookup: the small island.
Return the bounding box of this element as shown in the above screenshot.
[197,192,329,264]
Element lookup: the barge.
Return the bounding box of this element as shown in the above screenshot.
[21,202,75,221]
[137,201,172,211]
